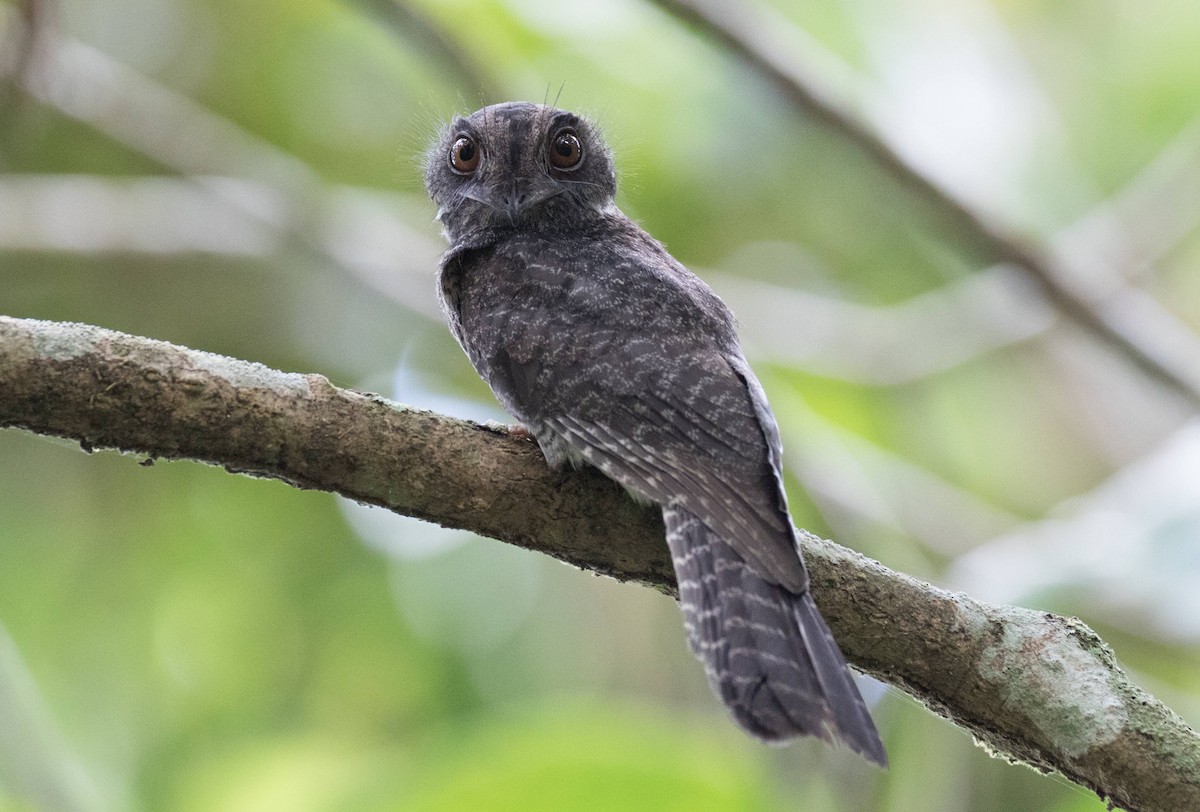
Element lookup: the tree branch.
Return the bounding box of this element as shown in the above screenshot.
[1,315,1197,811]
[648,0,1200,410]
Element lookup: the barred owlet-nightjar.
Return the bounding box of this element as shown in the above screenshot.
[424,101,886,765]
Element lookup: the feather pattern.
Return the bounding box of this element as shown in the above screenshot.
[664,508,885,762]
[426,101,886,765]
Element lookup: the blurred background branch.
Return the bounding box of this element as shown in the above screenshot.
[0,625,105,812]
[652,0,1200,408]
[349,0,501,103]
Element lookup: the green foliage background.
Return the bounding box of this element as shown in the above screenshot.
[3,0,1200,809]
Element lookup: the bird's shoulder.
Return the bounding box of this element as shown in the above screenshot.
[455,214,734,340]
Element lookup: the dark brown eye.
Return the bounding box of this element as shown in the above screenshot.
[449,135,479,174]
[548,128,583,170]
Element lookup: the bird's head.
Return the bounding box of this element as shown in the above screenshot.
[425,102,617,244]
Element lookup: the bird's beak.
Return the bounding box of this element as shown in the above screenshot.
[500,180,532,221]
[464,180,558,224]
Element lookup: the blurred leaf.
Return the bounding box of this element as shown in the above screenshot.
[391,698,777,812]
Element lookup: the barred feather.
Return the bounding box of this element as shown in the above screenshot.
[665,507,886,764]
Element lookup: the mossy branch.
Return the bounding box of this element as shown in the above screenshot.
[1,316,1197,811]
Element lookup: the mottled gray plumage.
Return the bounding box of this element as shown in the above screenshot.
[424,102,885,765]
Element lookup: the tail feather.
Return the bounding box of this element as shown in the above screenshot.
[665,506,886,766]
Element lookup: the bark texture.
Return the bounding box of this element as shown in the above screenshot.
[1,315,1197,811]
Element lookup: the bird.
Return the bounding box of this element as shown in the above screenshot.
[424,101,886,766]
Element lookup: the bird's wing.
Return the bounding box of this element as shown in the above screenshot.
[541,346,809,593]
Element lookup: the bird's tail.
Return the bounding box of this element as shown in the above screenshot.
[663,506,886,766]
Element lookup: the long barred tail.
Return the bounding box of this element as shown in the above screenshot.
[664,506,887,766]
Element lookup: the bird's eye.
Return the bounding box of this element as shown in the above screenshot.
[449,135,479,174]
[548,128,583,170]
